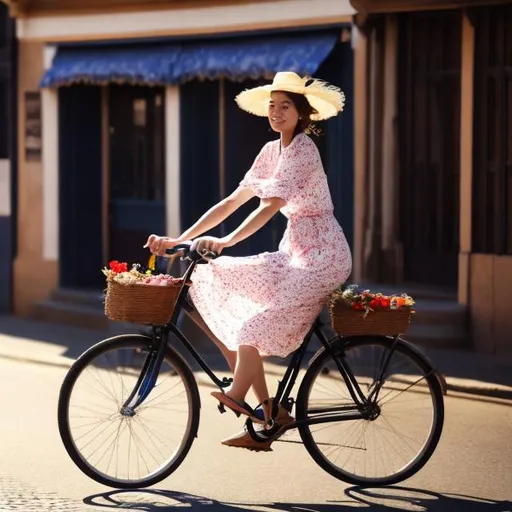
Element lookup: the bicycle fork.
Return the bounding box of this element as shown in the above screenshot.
[120,327,168,416]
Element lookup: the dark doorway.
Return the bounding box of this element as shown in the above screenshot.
[108,85,166,266]
[472,5,512,256]
[398,11,461,287]
[59,85,103,289]
[179,79,220,238]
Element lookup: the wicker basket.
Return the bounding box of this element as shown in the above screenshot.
[329,296,413,337]
[104,279,184,325]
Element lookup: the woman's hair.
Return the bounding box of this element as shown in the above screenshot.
[276,91,320,138]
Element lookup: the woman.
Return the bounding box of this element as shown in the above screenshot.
[144,71,352,451]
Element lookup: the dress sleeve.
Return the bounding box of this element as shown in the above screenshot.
[240,136,319,203]
[239,143,271,189]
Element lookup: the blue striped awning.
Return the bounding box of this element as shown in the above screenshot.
[40,32,339,87]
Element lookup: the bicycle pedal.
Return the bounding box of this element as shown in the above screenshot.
[217,404,226,414]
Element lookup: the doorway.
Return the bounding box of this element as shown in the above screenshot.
[398,11,461,287]
[108,85,166,266]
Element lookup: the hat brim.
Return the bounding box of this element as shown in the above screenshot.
[235,83,343,121]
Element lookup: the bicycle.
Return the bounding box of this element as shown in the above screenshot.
[57,243,445,489]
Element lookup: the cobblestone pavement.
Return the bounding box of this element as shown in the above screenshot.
[0,473,86,511]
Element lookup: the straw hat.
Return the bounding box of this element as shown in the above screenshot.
[235,71,345,121]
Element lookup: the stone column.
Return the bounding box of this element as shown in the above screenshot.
[380,15,402,282]
[165,86,181,238]
[42,45,59,261]
[459,12,475,306]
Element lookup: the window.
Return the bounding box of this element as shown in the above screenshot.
[472,5,512,254]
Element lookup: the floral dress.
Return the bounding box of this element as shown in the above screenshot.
[189,133,352,358]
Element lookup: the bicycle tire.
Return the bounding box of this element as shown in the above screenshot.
[296,335,444,486]
[58,334,200,489]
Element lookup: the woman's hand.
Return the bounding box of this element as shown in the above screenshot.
[143,234,180,256]
[190,236,231,257]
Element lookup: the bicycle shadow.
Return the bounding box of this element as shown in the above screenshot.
[83,487,512,511]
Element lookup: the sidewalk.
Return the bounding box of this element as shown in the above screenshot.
[1,314,512,401]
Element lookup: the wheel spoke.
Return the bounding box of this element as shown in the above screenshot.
[60,338,196,488]
[299,338,443,485]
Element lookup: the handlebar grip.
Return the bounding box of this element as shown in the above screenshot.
[160,242,219,262]
[161,242,193,258]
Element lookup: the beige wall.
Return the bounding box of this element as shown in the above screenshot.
[14,40,58,316]
[470,255,512,355]
[16,0,355,42]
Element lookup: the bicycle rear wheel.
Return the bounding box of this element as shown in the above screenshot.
[58,334,200,489]
[296,335,444,486]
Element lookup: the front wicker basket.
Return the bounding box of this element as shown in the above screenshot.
[329,296,413,337]
[105,279,183,325]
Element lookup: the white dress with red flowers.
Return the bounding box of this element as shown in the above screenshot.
[188,133,352,358]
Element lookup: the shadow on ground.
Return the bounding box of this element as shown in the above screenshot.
[1,309,512,396]
[83,487,512,511]
[0,314,232,371]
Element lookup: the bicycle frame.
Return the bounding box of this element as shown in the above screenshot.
[121,250,399,427]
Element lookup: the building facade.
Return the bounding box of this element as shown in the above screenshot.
[0,2,15,313]
[349,0,512,354]
[2,0,356,323]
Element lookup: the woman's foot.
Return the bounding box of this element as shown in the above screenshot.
[211,391,266,425]
[221,399,295,451]
[221,428,274,452]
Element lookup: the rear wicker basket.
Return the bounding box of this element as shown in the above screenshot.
[329,295,413,337]
[105,279,183,325]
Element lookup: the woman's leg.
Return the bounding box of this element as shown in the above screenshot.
[228,345,271,421]
[187,305,270,415]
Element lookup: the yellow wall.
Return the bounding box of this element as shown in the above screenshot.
[14,40,57,316]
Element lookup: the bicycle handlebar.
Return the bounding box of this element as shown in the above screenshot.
[159,241,219,262]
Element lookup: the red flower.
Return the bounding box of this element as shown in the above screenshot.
[109,260,128,274]
[380,297,391,309]
[369,298,380,309]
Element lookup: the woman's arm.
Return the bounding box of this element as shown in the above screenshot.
[144,186,255,254]
[177,186,255,242]
[223,197,286,248]
[191,196,285,255]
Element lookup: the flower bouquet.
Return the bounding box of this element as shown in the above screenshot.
[328,284,415,337]
[103,260,185,325]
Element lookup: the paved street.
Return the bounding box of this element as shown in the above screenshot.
[1,318,512,511]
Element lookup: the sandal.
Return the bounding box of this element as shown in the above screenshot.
[221,398,295,451]
[211,391,266,425]
[221,427,273,452]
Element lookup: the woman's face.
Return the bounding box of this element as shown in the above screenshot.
[268,91,299,135]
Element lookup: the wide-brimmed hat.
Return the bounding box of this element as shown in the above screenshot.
[235,71,345,121]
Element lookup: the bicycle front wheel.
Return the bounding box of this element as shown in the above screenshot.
[296,335,444,486]
[58,334,200,489]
